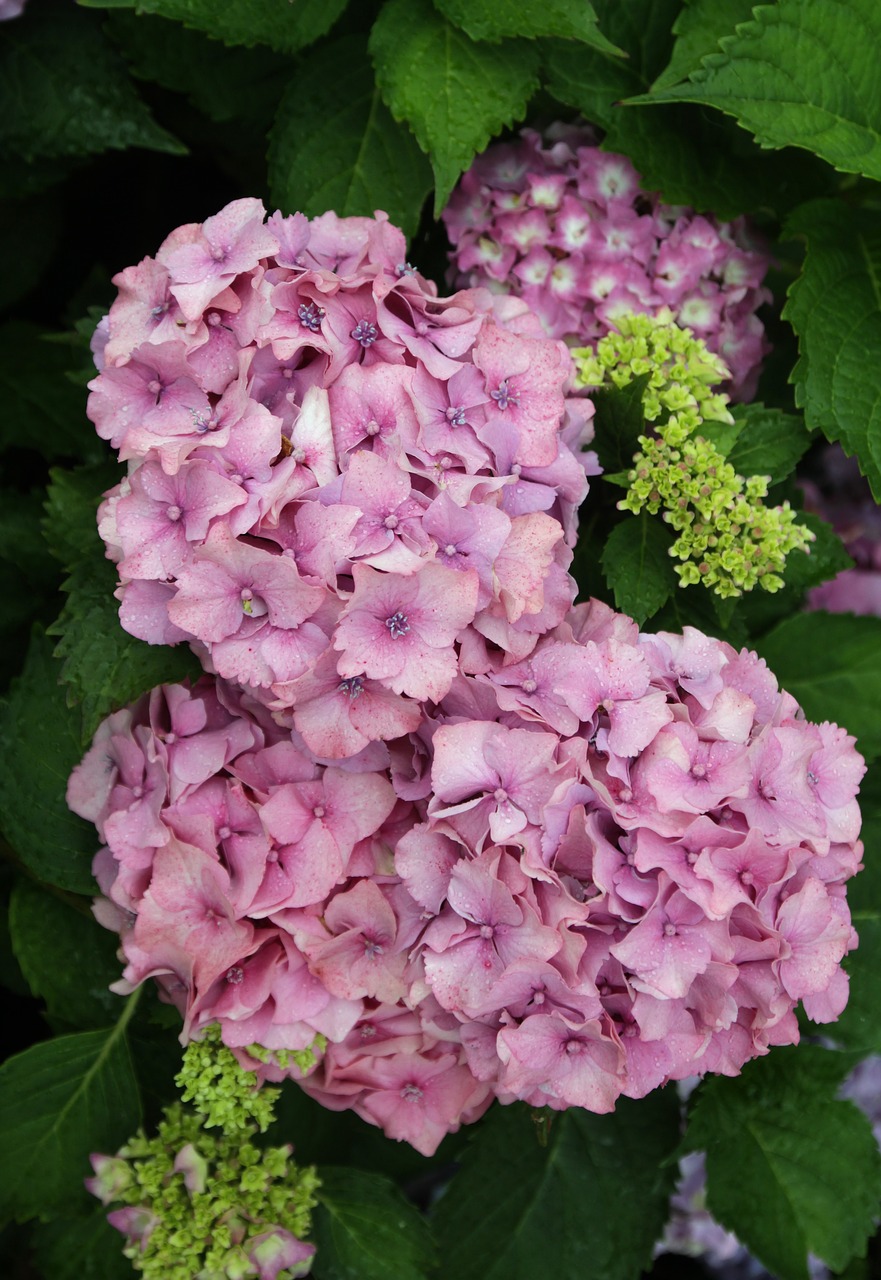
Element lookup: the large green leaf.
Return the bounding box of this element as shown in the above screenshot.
[652,0,760,91]
[31,1205,133,1280]
[0,323,105,462]
[0,1004,141,1223]
[9,880,124,1031]
[79,0,349,54]
[541,0,833,218]
[724,404,813,483]
[311,1166,435,1280]
[44,464,201,741]
[434,0,622,52]
[685,1047,881,1279]
[643,0,881,181]
[370,0,540,210]
[269,35,432,240]
[783,200,881,501]
[0,5,184,162]
[0,629,97,894]
[432,1095,680,1280]
[601,513,677,624]
[756,611,881,762]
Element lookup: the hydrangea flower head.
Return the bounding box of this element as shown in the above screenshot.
[90,200,595,737]
[443,124,772,400]
[802,443,881,616]
[70,597,865,1156]
[576,311,814,596]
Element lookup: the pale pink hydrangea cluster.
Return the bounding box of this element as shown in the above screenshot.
[0,0,26,19]
[89,199,595,731]
[68,601,865,1157]
[442,124,772,401]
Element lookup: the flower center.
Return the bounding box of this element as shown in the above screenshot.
[338,676,364,699]
[351,319,378,347]
[385,611,410,639]
[297,301,324,332]
[490,379,520,411]
[445,405,467,427]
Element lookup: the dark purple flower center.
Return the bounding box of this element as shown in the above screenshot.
[338,676,364,699]
[445,405,468,427]
[490,379,520,410]
[298,301,324,332]
[351,319,378,347]
[385,611,410,638]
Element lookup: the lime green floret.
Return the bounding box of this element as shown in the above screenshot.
[574,310,813,598]
[245,1034,327,1078]
[176,1024,279,1134]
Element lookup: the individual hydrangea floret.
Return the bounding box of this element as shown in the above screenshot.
[69,597,865,1157]
[87,1098,318,1280]
[575,311,814,597]
[443,123,772,400]
[89,199,597,742]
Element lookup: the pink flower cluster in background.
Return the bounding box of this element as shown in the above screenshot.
[68,601,865,1156]
[89,199,596,733]
[442,124,772,401]
[802,444,881,617]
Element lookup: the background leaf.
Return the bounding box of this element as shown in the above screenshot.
[756,611,881,762]
[434,0,622,51]
[79,0,350,55]
[432,1094,680,1280]
[783,199,881,501]
[30,1205,133,1280]
[0,4,184,162]
[310,1166,435,1280]
[0,629,98,895]
[370,0,540,211]
[0,1013,141,1224]
[269,35,432,240]
[8,881,124,1031]
[0,323,106,462]
[644,0,881,182]
[724,404,813,483]
[685,1047,881,1279]
[601,513,677,624]
[652,0,757,91]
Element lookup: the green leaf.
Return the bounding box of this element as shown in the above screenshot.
[0,6,184,162]
[433,1094,680,1280]
[829,768,881,1053]
[106,11,291,126]
[783,200,881,501]
[0,1004,141,1224]
[434,0,622,52]
[269,35,433,240]
[756,611,881,762]
[590,376,650,474]
[684,1046,881,1279]
[652,0,758,91]
[601,513,677,624]
[43,463,201,739]
[643,0,881,182]
[0,323,104,462]
[311,1166,435,1280]
[81,0,350,54]
[724,403,813,482]
[0,629,97,895]
[370,0,540,211]
[8,880,124,1030]
[31,1204,133,1280]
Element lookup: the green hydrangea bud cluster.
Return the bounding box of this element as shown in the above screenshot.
[176,1024,279,1133]
[88,1027,319,1280]
[574,310,813,597]
[245,1034,327,1078]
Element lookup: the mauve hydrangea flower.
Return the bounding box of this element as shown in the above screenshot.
[90,200,597,746]
[0,0,26,18]
[68,599,865,1158]
[443,124,772,400]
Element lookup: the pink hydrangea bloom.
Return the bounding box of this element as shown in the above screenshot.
[90,201,597,737]
[443,124,772,400]
[68,599,865,1158]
